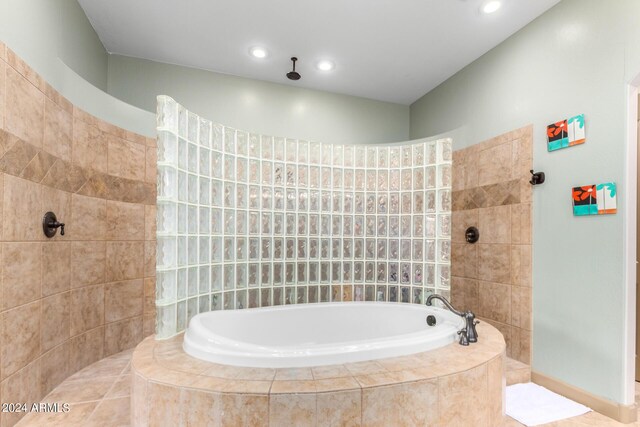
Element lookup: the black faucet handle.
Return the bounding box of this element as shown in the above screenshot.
[457,329,469,346]
[58,222,65,236]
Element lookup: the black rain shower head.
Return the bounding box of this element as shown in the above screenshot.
[287,57,301,80]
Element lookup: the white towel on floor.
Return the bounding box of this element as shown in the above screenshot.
[506,382,592,426]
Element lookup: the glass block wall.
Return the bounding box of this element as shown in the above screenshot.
[155,96,452,338]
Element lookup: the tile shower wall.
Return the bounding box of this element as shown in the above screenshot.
[156,96,453,338]
[0,42,156,426]
[450,125,532,364]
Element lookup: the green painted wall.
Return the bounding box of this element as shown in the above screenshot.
[0,0,107,90]
[107,55,410,145]
[410,0,640,404]
[0,0,159,136]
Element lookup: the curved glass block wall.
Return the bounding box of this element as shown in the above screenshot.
[155,96,452,338]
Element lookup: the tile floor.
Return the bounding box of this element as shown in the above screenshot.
[17,349,133,427]
[14,351,640,427]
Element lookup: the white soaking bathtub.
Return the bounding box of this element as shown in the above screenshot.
[183,302,465,368]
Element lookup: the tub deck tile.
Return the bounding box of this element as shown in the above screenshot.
[314,376,361,393]
[344,360,387,376]
[270,380,318,394]
[274,367,314,381]
[311,364,351,380]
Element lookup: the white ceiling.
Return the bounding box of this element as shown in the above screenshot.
[78,0,560,105]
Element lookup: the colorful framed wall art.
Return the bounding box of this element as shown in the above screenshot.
[547,114,585,152]
[572,182,617,216]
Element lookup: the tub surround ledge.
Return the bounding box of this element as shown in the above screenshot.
[131,321,506,426]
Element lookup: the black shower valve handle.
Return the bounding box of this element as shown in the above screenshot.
[42,212,65,238]
[49,220,65,236]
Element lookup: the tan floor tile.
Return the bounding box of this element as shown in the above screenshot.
[42,376,116,404]
[17,401,97,427]
[86,397,130,427]
[66,355,129,381]
[104,375,131,399]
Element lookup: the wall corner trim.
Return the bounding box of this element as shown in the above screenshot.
[531,370,637,424]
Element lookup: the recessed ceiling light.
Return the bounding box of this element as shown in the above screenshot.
[317,60,335,71]
[482,1,501,14]
[249,47,268,59]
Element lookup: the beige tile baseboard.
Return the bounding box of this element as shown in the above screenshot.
[531,370,637,424]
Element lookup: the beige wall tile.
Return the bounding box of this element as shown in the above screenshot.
[41,292,70,352]
[7,49,45,91]
[145,205,156,240]
[450,275,465,308]
[72,119,107,173]
[438,364,489,426]
[69,326,104,373]
[270,393,316,427]
[362,380,438,426]
[511,286,532,330]
[40,342,70,396]
[1,301,40,380]
[5,67,44,148]
[107,136,146,181]
[452,150,465,191]
[511,327,532,365]
[483,318,512,358]
[488,355,505,424]
[478,205,511,244]
[3,174,42,241]
[43,97,72,161]
[181,389,269,427]
[451,277,479,313]
[510,245,532,287]
[463,147,479,189]
[477,244,510,284]
[511,203,532,244]
[0,358,41,426]
[70,193,107,240]
[317,390,362,426]
[41,241,71,296]
[511,136,533,181]
[106,200,145,240]
[0,138,39,176]
[2,242,41,309]
[478,142,511,186]
[461,244,478,279]
[70,284,104,336]
[143,313,155,337]
[0,49,150,411]
[146,381,182,426]
[146,145,157,184]
[0,60,5,130]
[106,241,144,281]
[144,240,156,277]
[479,281,512,324]
[451,243,465,277]
[20,153,56,187]
[70,241,106,288]
[105,279,143,322]
[104,316,143,356]
[144,277,156,314]
[132,373,149,426]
